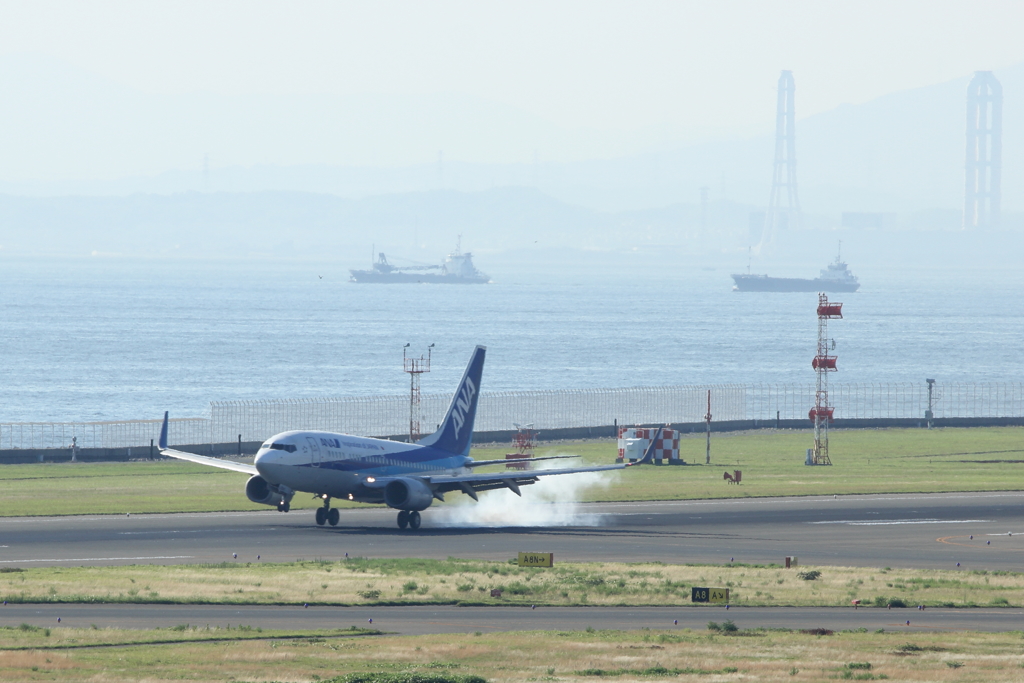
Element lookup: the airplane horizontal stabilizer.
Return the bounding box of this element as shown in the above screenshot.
[625,427,663,467]
[464,454,580,468]
[426,463,626,485]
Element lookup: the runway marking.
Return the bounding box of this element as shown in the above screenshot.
[595,492,1024,510]
[0,491,1022,524]
[937,535,1024,550]
[117,530,207,535]
[0,556,194,564]
[809,519,989,526]
[0,512,273,524]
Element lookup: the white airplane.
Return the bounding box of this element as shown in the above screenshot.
[158,346,658,530]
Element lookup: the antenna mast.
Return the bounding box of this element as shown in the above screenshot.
[809,294,842,465]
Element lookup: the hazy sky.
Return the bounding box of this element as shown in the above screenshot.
[4,0,1023,135]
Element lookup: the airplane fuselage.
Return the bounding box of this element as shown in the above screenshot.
[253,430,470,505]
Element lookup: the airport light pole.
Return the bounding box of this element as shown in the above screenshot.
[404,343,434,442]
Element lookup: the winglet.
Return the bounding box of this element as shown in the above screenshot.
[159,411,169,450]
[626,426,663,467]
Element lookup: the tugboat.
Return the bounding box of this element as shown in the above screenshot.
[731,246,860,292]
[349,240,490,284]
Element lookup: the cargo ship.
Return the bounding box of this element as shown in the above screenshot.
[731,253,860,292]
[349,243,490,284]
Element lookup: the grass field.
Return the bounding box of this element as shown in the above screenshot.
[0,426,1021,516]
[482,425,1024,503]
[3,558,1023,609]
[2,623,1024,682]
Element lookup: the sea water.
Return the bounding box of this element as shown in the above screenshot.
[0,252,1021,423]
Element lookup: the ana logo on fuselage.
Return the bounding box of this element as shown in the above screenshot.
[451,377,477,438]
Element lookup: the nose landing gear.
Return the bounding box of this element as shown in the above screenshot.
[275,485,295,513]
[396,510,421,530]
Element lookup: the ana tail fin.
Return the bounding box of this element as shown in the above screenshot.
[159,411,169,450]
[417,346,485,457]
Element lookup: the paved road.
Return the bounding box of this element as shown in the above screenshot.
[2,604,1021,635]
[2,492,1023,570]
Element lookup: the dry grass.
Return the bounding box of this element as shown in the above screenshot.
[2,625,1024,682]
[3,558,1024,608]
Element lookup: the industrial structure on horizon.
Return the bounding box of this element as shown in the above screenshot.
[749,67,1007,243]
[759,69,801,251]
[964,70,1003,230]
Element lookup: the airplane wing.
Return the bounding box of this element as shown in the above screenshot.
[157,412,258,475]
[159,447,259,475]
[423,463,626,498]
[369,428,662,499]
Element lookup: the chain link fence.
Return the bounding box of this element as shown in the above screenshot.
[208,384,748,443]
[747,382,1024,420]
[0,417,211,451]
[1,382,1022,451]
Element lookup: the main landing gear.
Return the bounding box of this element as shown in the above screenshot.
[315,498,340,527]
[396,510,421,530]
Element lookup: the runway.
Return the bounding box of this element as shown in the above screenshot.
[3,604,1021,635]
[2,491,1024,570]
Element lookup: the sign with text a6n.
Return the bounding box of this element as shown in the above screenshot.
[518,552,554,568]
[691,587,729,603]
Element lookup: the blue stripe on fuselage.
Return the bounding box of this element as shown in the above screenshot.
[298,444,466,476]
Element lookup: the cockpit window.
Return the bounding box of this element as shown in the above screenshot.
[268,442,296,453]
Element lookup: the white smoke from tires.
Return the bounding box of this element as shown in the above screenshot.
[432,461,617,528]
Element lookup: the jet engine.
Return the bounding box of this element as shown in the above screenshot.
[246,475,284,507]
[383,478,434,511]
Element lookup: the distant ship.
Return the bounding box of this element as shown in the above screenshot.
[349,242,490,284]
[731,252,860,293]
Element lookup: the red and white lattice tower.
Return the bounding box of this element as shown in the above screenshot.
[810,294,842,465]
[404,344,433,442]
[506,423,538,470]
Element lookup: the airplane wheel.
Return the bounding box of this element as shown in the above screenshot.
[397,510,409,529]
[328,508,340,526]
[408,511,421,530]
[282,502,290,512]
[315,508,326,525]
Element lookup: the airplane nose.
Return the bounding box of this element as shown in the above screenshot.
[254,449,277,472]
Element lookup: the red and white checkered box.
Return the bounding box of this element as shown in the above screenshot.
[617,427,680,463]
